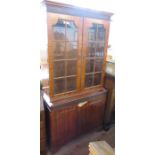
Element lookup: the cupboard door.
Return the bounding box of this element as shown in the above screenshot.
[81,18,110,89]
[47,13,83,97]
[77,98,106,135]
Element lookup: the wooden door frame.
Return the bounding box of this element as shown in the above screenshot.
[47,12,83,98]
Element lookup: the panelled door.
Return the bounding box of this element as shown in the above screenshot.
[47,13,83,97]
[81,18,109,89]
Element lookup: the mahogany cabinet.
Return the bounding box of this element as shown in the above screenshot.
[45,89,107,152]
[40,92,46,155]
[41,0,113,153]
[40,110,46,155]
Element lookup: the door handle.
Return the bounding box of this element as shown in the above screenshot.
[78,101,88,107]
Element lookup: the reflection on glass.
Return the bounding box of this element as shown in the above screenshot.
[95,59,103,72]
[54,61,65,77]
[67,77,76,91]
[66,21,78,41]
[97,24,105,41]
[94,73,102,85]
[54,78,65,94]
[87,42,96,57]
[96,43,104,57]
[67,60,76,76]
[66,42,77,58]
[85,74,93,87]
[88,24,97,41]
[53,19,65,40]
[86,59,95,73]
[53,42,65,59]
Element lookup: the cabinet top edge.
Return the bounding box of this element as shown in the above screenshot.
[43,0,113,20]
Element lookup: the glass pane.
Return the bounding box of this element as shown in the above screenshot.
[53,42,65,59]
[54,61,65,77]
[95,59,103,72]
[66,21,78,41]
[86,59,95,73]
[94,73,102,85]
[54,78,65,94]
[66,60,76,76]
[66,42,77,58]
[85,74,93,87]
[87,42,96,57]
[53,19,65,40]
[88,24,97,41]
[96,42,104,57]
[97,24,105,41]
[66,77,76,91]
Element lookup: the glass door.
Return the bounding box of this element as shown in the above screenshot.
[47,13,82,97]
[81,18,109,89]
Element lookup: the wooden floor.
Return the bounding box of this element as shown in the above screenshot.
[46,126,115,155]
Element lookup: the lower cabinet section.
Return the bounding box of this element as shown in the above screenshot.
[45,89,107,152]
[40,110,46,155]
